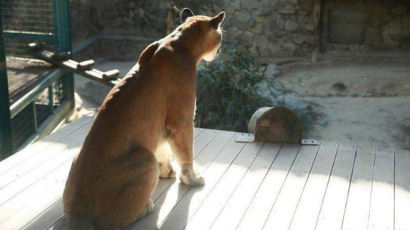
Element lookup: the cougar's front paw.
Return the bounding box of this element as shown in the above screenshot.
[159,162,176,179]
[180,165,205,186]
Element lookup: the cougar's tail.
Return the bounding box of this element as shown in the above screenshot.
[67,215,94,230]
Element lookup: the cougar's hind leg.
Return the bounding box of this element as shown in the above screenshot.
[94,145,159,228]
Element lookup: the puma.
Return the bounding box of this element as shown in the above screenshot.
[63,8,225,229]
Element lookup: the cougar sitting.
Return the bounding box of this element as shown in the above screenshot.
[63,8,225,230]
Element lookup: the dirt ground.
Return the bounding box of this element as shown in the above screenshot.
[273,50,410,150]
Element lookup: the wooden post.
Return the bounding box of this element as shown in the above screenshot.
[312,0,323,63]
[248,107,302,144]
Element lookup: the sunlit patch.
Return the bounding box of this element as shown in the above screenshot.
[203,45,220,62]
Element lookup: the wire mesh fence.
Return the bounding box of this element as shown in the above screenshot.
[1,0,54,33]
[0,0,71,155]
[9,78,66,150]
[1,0,55,57]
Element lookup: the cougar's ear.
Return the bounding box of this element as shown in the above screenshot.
[180,8,194,23]
[210,11,225,29]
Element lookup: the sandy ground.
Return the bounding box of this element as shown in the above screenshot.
[305,96,410,150]
[274,51,410,150]
[70,51,410,150]
[71,61,136,118]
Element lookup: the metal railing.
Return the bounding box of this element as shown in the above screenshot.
[0,0,74,159]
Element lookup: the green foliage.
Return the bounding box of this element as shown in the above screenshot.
[195,48,323,133]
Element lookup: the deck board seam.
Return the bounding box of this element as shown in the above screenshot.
[26,128,217,230]
[366,147,377,230]
[393,147,396,230]
[233,144,283,230]
[313,144,340,230]
[181,140,248,230]
[157,132,235,227]
[207,143,266,230]
[48,216,64,230]
[0,117,92,176]
[0,127,89,205]
[340,146,358,229]
[260,145,302,230]
[0,153,82,209]
[153,129,218,203]
[288,144,322,229]
[19,197,63,230]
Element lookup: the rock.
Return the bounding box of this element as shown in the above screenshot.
[265,63,283,78]
[254,14,267,23]
[392,5,407,16]
[230,1,241,10]
[403,15,410,28]
[250,21,263,34]
[383,21,402,47]
[285,20,298,32]
[294,37,305,45]
[281,42,297,55]
[235,10,251,24]
[278,5,296,14]
[276,94,310,111]
[241,31,255,42]
[365,27,382,46]
[304,23,314,32]
[256,6,272,16]
[242,0,260,10]
[332,82,348,92]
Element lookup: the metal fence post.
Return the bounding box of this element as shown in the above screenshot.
[53,0,74,110]
[0,10,13,158]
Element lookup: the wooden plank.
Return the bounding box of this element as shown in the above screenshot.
[49,217,65,230]
[236,145,300,230]
[22,198,64,230]
[0,124,91,192]
[151,129,217,201]
[395,149,410,230]
[151,134,242,230]
[0,126,89,206]
[183,142,264,230]
[0,116,92,175]
[209,144,281,230]
[262,145,320,230]
[289,143,338,230]
[0,146,84,229]
[368,148,394,230]
[23,128,212,230]
[0,178,63,230]
[193,128,203,138]
[342,146,376,229]
[131,130,235,230]
[315,145,357,230]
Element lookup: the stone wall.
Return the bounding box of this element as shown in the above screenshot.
[322,0,410,51]
[69,0,410,57]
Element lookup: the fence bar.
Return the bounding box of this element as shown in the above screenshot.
[53,0,74,109]
[0,5,13,158]
[3,30,54,42]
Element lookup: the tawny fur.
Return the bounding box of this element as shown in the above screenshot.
[63,9,225,230]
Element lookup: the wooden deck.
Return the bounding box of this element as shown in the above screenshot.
[0,116,409,230]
